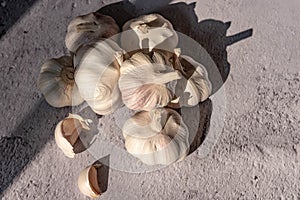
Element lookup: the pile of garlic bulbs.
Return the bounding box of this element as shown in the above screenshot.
[37,11,212,198]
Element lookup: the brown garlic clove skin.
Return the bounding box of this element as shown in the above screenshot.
[65,12,119,53]
[77,162,108,198]
[54,114,90,158]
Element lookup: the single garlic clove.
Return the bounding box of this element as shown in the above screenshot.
[119,52,181,111]
[77,163,102,198]
[65,12,119,52]
[121,14,178,52]
[55,114,91,158]
[122,108,189,165]
[74,39,124,115]
[37,56,84,108]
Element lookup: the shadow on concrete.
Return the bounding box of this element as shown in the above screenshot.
[188,99,213,154]
[99,0,253,94]
[94,155,110,194]
[0,99,69,195]
[98,0,252,155]
[0,0,38,39]
[0,0,253,195]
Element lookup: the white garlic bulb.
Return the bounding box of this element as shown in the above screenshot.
[171,53,212,107]
[118,51,181,111]
[55,114,91,158]
[122,108,189,165]
[37,56,84,107]
[121,14,178,52]
[65,12,119,52]
[78,163,102,198]
[74,39,124,115]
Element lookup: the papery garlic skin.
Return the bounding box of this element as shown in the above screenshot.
[78,164,101,198]
[74,39,124,115]
[119,51,181,111]
[122,108,189,165]
[55,114,90,158]
[121,14,178,52]
[65,12,119,52]
[37,56,84,108]
[173,55,212,107]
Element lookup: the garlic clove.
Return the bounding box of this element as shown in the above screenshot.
[74,39,124,115]
[65,12,119,52]
[77,163,102,198]
[121,14,178,52]
[37,56,84,108]
[119,52,181,111]
[55,114,90,158]
[122,108,189,165]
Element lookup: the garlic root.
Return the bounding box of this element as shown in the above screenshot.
[122,108,189,165]
[37,56,84,108]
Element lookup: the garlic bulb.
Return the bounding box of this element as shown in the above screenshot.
[55,113,91,158]
[78,163,102,198]
[122,108,189,165]
[65,12,119,52]
[171,53,212,107]
[37,56,84,107]
[118,51,181,111]
[74,39,124,115]
[121,14,178,51]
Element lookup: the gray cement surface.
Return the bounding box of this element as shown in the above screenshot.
[0,0,299,199]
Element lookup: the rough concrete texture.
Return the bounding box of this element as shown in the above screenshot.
[0,0,299,199]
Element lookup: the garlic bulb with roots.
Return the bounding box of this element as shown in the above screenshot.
[55,114,91,158]
[121,14,178,52]
[65,12,119,53]
[37,56,84,107]
[74,39,124,115]
[118,51,181,111]
[170,51,212,108]
[122,108,189,165]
